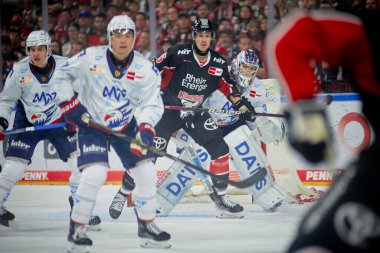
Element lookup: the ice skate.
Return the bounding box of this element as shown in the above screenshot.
[67,221,92,253]
[134,208,171,249]
[214,192,244,219]
[0,206,17,228]
[109,190,128,219]
[69,196,101,231]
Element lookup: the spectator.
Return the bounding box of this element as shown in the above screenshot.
[214,29,234,63]
[135,30,151,59]
[105,4,118,23]
[196,2,211,20]
[54,9,71,44]
[236,5,254,32]
[78,0,92,12]
[180,0,197,18]
[77,10,96,35]
[90,0,106,15]
[1,35,19,86]
[159,38,175,55]
[69,41,85,57]
[51,39,63,55]
[134,12,148,50]
[88,13,107,46]
[213,0,239,22]
[127,0,141,20]
[366,0,379,9]
[62,22,80,57]
[217,18,234,32]
[78,31,89,48]
[174,12,192,44]
[252,0,267,20]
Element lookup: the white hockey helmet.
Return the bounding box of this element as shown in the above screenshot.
[25,30,52,58]
[107,15,136,50]
[232,49,260,87]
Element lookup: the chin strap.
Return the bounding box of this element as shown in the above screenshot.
[192,43,208,56]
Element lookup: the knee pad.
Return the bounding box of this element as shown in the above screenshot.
[130,160,156,198]
[121,170,135,192]
[0,159,28,191]
[80,164,108,191]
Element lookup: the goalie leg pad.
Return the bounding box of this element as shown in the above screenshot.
[156,150,199,216]
[225,125,285,211]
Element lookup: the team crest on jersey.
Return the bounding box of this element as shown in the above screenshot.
[115,70,121,77]
[126,71,144,82]
[89,64,107,74]
[156,52,167,64]
[208,67,223,76]
[104,110,123,126]
[41,76,47,82]
[30,112,48,125]
[19,75,33,85]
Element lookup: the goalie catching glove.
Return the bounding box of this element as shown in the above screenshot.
[130,123,155,157]
[232,96,256,122]
[59,96,90,128]
[284,99,334,164]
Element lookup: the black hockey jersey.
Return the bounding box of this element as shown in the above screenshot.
[154,44,236,107]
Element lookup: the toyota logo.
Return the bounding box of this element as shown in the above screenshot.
[154,137,167,150]
[204,118,218,130]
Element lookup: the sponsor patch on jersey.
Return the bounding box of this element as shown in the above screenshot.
[208,67,223,76]
[89,64,107,74]
[249,90,262,98]
[126,71,144,82]
[155,52,167,64]
[19,75,33,85]
[178,90,204,103]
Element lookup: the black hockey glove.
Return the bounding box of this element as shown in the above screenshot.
[285,99,334,164]
[232,96,256,122]
[59,96,90,129]
[0,117,9,132]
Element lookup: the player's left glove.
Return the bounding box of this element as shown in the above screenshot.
[130,123,155,157]
[285,99,334,164]
[233,96,256,122]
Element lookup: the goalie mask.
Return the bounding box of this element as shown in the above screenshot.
[25,30,52,65]
[191,18,215,56]
[107,15,136,55]
[231,49,259,88]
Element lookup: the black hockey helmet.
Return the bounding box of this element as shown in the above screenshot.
[191,18,215,39]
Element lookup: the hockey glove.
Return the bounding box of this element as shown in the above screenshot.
[179,111,196,129]
[59,96,90,128]
[0,117,9,132]
[285,99,334,164]
[130,123,155,157]
[233,96,256,122]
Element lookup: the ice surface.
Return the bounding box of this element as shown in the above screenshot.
[0,185,314,253]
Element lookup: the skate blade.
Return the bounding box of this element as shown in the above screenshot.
[67,242,90,253]
[0,219,18,229]
[86,224,101,231]
[216,211,244,219]
[140,238,171,249]
[264,202,282,212]
[109,210,122,220]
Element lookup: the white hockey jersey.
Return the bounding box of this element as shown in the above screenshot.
[203,78,267,129]
[0,55,67,125]
[56,46,164,130]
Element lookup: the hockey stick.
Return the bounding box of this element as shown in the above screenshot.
[81,114,267,188]
[164,95,333,118]
[3,122,67,135]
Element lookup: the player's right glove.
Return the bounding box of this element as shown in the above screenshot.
[284,99,334,164]
[59,96,90,128]
[130,123,155,157]
[0,117,9,133]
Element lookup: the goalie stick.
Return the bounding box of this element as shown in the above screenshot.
[81,114,267,188]
[164,95,334,118]
[3,122,67,135]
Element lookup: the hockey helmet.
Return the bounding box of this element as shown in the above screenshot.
[192,18,215,39]
[231,49,260,87]
[25,30,52,58]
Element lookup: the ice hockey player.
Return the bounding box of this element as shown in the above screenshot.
[268,10,380,253]
[109,18,257,219]
[0,30,100,230]
[56,15,171,252]
[180,49,286,212]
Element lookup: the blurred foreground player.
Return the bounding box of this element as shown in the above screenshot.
[268,10,380,253]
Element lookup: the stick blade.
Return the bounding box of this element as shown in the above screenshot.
[227,167,268,188]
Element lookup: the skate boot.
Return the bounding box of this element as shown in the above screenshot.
[214,192,244,219]
[134,208,171,249]
[67,221,92,253]
[69,196,101,231]
[0,206,16,228]
[109,190,128,219]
